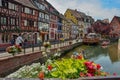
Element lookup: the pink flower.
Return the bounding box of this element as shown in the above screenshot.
[86,73,93,77]
[84,61,92,67]
[113,73,117,76]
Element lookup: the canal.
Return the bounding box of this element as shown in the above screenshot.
[64,42,120,75]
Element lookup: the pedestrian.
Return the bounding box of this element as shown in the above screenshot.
[10,37,15,46]
[24,39,27,47]
[15,34,24,46]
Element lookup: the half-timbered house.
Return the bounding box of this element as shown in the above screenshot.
[0,0,21,48]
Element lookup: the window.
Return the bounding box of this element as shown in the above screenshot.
[25,7,29,14]
[33,10,35,15]
[2,0,8,8]
[22,7,24,12]
[24,20,27,26]
[29,20,34,26]
[24,7,34,15]
[29,9,33,14]
[0,0,2,6]
[39,12,44,18]
[34,21,36,27]
[1,17,7,25]
[8,2,18,11]
[10,18,15,25]
[38,22,42,30]
[45,14,49,20]
[16,19,18,25]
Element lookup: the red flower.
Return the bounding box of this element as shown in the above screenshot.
[77,55,83,60]
[96,64,101,70]
[48,65,52,71]
[84,61,93,67]
[38,71,44,79]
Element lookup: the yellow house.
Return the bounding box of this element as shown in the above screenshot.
[61,14,77,40]
[64,9,94,38]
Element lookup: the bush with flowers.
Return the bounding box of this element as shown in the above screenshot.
[6,45,22,56]
[7,53,110,79]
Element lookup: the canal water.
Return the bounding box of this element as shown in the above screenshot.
[64,42,120,75]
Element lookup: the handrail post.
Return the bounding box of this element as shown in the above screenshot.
[23,43,26,54]
[32,40,34,52]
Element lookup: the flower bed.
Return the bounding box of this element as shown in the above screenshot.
[7,54,109,79]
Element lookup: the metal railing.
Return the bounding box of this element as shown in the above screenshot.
[0,39,83,58]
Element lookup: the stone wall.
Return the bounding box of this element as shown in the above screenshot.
[0,51,42,77]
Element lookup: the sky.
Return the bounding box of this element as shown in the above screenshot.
[47,0,120,21]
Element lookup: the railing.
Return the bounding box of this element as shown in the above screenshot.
[0,39,82,58]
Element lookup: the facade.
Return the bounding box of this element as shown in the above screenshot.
[64,9,94,38]
[61,15,70,40]
[33,0,50,42]
[48,3,60,41]
[61,13,78,40]
[57,14,63,40]
[15,0,39,44]
[91,20,110,37]
[0,0,21,47]
[0,0,40,48]
[109,16,120,38]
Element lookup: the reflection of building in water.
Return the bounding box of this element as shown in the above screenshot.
[108,43,120,63]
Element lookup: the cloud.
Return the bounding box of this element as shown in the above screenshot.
[47,0,120,21]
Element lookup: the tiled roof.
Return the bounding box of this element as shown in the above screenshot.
[115,16,120,22]
[14,0,38,9]
[67,9,86,18]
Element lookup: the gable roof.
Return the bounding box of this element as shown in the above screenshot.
[67,9,87,18]
[115,16,120,22]
[14,0,38,9]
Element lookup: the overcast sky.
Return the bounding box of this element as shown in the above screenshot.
[47,0,120,21]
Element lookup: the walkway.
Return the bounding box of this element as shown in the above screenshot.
[0,39,83,59]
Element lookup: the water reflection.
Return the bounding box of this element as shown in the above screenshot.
[108,43,120,63]
[64,42,120,75]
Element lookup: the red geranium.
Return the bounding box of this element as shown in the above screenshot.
[48,65,52,71]
[96,64,101,70]
[38,71,44,79]
[77,55,83,60]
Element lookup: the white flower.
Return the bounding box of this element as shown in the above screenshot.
[54,53,58,57]
[100,66,103,70]
[45,70,48,74]
[51,68,57,71]
[58,53,61,57]
[46,42,50,45]
[47,59,52,64]
[42,52,47,57]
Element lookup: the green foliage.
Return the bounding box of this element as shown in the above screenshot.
[49,58,87,79]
